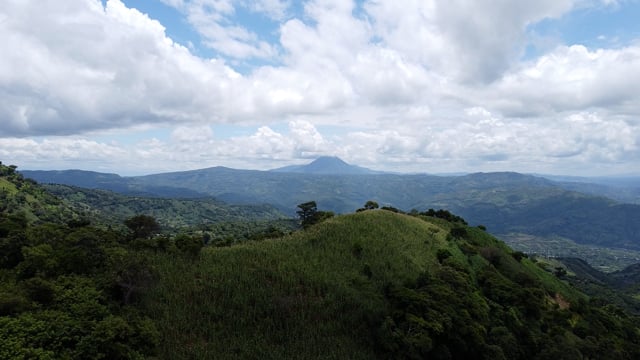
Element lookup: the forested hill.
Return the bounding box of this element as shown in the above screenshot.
[43,184,287,230]
[1,162,287,231]
[21,168,206,198]
[0,162,79,225]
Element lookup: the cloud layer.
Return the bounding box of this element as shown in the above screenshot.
[1,0,639,175]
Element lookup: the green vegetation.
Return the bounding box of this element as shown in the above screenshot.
[296,200,335,228]
[356,200,379,212]
[0,215,163,358]
[548,257,640,315]
[0,163,207,358]
[44,184,287,231]
[141,210,640,359]
[455,192,640,250]
[5,162,640,359]
[0,165,79,225]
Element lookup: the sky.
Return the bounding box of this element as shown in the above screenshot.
[1,0,640,176]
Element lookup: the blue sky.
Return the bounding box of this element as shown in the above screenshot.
[1,0,640,175]
[530,2,640,49]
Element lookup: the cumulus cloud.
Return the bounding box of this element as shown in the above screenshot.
[487,45,640,116]
[364,0,576,83]
[182,1,279,59]
[2,107,638,175]
[248,0,291,21]
[0,0,237,136]
[161,0,288,59]
[0,137,127,171]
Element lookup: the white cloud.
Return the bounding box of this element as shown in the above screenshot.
[248,0,291,21]
[0,137,127,171]
[168,0,282,59]
[288,119,329,157]
[171,125,215,143]
[364,0,577,83]
[487,45,640,116]
[3,106,638,175]
[0,0,238,136]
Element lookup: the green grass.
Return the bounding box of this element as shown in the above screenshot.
[143,211,451,359]
[0,178,18,194]
[141,211,595,359]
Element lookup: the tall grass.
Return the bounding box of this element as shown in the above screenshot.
[142,211,448,359]
[140,210,584,359]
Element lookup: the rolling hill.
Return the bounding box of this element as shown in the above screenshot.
[552,257,640,314]
[0,163,79,225]
[2,163,287,233]
[142,210,640,359]
[542,175,640,204]
[21,169,206,198]
[43,184,287,230]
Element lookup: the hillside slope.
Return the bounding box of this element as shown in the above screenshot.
[142,211,640,359]
[0,163,78,225]
[449,191,640,250]
[21,169,206,198]
[554,257,640,314]
[43,184,287,230]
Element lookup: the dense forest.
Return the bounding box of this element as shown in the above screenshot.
[2,162,640,359]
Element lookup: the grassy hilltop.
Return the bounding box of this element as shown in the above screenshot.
[143,210,640,359]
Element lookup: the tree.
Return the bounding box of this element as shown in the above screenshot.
[296,201,318,228]
[0,213,28,269]
[437,249,453,263]
[364,200,379,210]
[111,251,156,305]
[175,234,204,258]
[449,226,468,239]
[124,215,160,240]
[381,206,403,213]
[357,200,379,212]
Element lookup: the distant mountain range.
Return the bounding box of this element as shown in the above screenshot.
[19,157,640,251]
